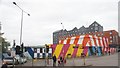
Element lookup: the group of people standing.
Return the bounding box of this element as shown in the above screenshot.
[52,55,66,67]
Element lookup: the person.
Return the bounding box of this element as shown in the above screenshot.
[1,61,8,68]
[60,56,64,66]
[108,51,110,55]
[81,53,85,58]
[52,55,56,67]
[58,58,61,66]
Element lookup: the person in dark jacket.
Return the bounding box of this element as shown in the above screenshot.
[1,61,8,68]
[108,51,111,55]
[52,55,57,66]
[60,56,64,66]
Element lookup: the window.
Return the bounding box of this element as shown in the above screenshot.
[110,36,112,39]
[91,28,93,29]
[110,40,112,43]
[95,24,98,26]
[95,27,98,30]
[110,32,112,34]
[98,34,100,36]
[101,33,104,36]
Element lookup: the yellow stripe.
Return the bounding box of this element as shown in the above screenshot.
[65,44,75,58]
[53,44,63,58]
[71,44,75,57]
[86,52,88,57]
[76,44,83,57]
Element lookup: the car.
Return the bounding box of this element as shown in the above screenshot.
[15,54,27,64]
[3,57,19,65]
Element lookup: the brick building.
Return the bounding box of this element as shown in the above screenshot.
[89,30,119,46]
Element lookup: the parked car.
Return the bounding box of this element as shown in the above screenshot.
[3,56,19,65]
[2,53,9,60]
[15,54,27,64]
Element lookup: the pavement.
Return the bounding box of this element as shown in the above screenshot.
[20,53,118,66]
[0,53,119,67]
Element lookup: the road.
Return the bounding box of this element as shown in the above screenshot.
[20,53,119,66]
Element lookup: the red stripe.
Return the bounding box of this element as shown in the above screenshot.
[60,40,64,44]
[71,44,79,58]
[105,38,109,47]
[82,34,90,47]
[66,37,71,44]
[102,37,105,53]
[83,46,89,56]
[73,36,80,44]
[51,44,58,55]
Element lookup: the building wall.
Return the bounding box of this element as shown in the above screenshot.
[49,44,116,59]
[91,30,119,45]
[53,21,103,44]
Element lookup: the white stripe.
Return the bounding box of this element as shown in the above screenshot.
[90,35,95,46]
[59,40,61,44]
[94,36,99,46]
[86,42,90,46]
[49,48,52,53]
[34,53,37,58]
[70,36,76,44]
[78,35,85,44]
[37,48,40,53]
[43,48,45,53]
[103,38,107,47]
[32,48,34,51]
[100,37,104,47]
[104,47,106,51]
[63,39,67,44]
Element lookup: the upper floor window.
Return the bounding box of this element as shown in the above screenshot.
[95,31,97,32]
[98,34,100,36]
[110,36,112,39]
[110,32,112,34]
[95,24,98,26]
[110,40,112,43]
[95,27,98,30]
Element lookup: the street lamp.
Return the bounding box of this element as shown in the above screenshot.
[13,2,30,65]
[61,23,65,40]
[13,2,30,46]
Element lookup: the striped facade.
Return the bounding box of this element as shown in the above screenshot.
[49,35,117,59]
[25,47,52,59]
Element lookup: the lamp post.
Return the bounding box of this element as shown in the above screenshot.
[13,2,30,65]
[13,2,30,46]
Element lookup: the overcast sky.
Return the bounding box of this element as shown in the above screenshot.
[0,0,119,46]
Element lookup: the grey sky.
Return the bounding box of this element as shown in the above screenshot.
[0,0,119,46]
